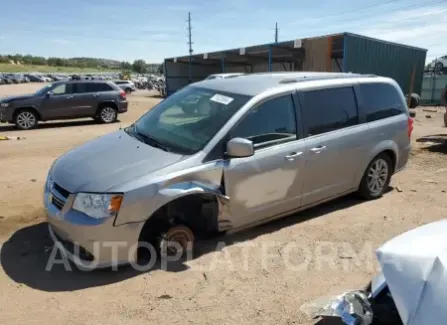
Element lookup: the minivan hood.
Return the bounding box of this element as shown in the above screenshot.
[51,130,184,193]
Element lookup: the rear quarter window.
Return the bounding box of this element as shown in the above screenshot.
[86,83,114,92]
[359,83,406,122]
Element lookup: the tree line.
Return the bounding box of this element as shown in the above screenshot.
[0,54,162,73]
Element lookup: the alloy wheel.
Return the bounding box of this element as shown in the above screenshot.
[17,112,36,129]
[366,158,389,196]
[100,107,116,123]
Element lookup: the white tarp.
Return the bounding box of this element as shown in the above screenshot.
[376,219,447,325]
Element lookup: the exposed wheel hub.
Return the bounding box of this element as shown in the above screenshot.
[159,225,194,257]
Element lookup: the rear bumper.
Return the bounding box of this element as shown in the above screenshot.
[395,144,411,173]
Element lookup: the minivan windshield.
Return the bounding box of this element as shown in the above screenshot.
[127,86,251,155]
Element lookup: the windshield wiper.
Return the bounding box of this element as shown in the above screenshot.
[132,124,171,152]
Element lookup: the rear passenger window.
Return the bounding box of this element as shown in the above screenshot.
[301,87,358,136]
[360,83,405,122]
[87,83,113,92]
[231,94,297,148]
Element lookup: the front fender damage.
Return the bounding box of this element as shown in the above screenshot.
[158,181,232,232]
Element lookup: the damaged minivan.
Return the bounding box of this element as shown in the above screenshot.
[44,72,413,268]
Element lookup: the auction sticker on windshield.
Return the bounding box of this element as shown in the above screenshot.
[210,94,234,105]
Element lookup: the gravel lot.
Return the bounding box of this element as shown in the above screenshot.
[0,83,446,325]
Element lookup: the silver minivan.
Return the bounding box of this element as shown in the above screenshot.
[44,72,413,268]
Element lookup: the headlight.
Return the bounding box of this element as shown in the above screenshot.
[0,103,9,108]
[73,193,123,219]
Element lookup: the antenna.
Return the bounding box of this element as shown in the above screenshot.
[275,22,278,43]
[187,12,193,83]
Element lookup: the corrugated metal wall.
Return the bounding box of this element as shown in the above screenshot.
[302,37,331,72]
[344,33,427,94]
[165,60,295,94]
[420,74,447,105]
[165,60,221,95]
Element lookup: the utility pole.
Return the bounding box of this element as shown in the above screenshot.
[275,22,278,43]
[187,12,193,83]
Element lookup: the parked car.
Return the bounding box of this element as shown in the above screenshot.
[205,73,245,80]
[26,74,46,83]
[0,80,128,130]
[43,72,412,269]
[113,80,136,94]
[428,55,447,71]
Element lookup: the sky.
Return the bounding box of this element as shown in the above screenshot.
[1,0,446,63]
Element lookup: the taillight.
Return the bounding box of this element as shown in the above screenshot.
[119,90,126,100]
[408,117,414,138]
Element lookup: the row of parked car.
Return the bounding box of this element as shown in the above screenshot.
[0,73,70,84]
[0,72,127,85]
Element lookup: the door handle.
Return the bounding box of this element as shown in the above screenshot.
[66,96,74,99]
[310,145,326,153]
[285,152,303,160]
[92,94,99,97]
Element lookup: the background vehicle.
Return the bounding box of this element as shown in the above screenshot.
[44,72,412,268]
[0,80,128,130]
[113,80,136,94]
[428,55,447,72]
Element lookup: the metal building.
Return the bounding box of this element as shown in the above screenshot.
[164,32,427,96]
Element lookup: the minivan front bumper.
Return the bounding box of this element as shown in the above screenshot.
[44,180,143,269]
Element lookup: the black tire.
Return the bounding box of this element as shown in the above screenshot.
[409,110,416,118]
[409,96,418,109]
[14,109,38,130]
[125,88,132,94]
[435,62,444,71]
[358,153,393,200]
[97,106,117,124]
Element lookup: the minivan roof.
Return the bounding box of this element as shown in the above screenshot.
[195,72,377,96]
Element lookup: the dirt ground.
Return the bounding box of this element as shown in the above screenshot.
[0,83,446,325]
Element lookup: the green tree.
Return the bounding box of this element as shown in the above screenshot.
[132,59,146,73]
[121,61,132,70]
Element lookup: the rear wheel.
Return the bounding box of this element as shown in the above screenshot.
[97,106,117,123]
[358,153,392,200]
[14,109,38,130]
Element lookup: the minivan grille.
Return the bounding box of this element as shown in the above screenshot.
[52,195,65,210]
[53,183,70,199]
[50,182,70,210]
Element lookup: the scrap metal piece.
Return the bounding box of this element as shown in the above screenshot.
[376,219,447,325]
[314,290,373,325]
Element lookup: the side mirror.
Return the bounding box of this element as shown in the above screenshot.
[226,138,254,158]
[46,91,52,97]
